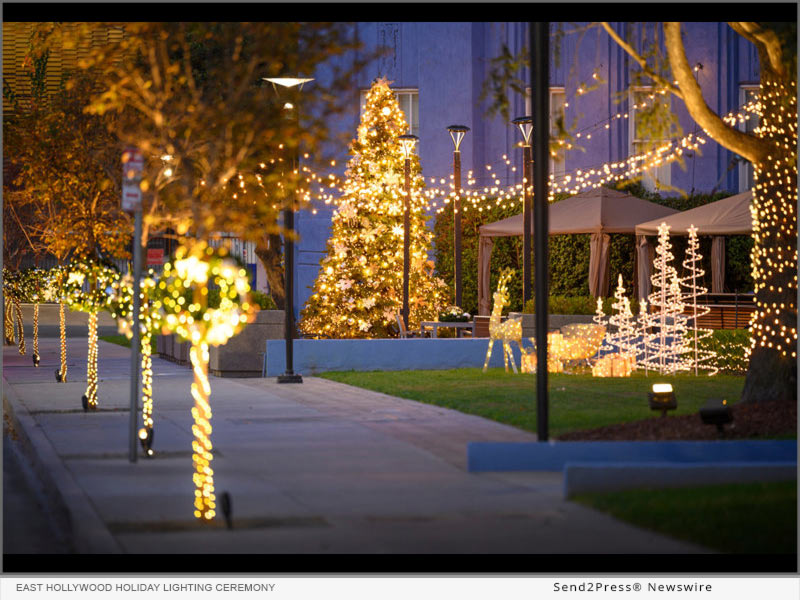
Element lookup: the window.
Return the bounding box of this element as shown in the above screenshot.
[524,87,567,179]
[738,85,759,192]
[630,87,671,191]
[360,88,419,137]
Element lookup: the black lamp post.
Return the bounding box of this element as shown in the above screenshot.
[447,125,469,308]
[512,116,534,304]
[398,134,419,331]
[263,76,313,384]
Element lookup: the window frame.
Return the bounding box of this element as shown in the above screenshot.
[523,86,568,179]
[359,87,419,138]
[629,86,671,191]
[738,84,759,193]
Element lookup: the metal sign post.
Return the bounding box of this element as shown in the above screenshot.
[122,148,144,463]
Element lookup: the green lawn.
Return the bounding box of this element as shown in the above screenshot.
[574,481,798,554]
[319,369,746,437]
[99,334,158,354]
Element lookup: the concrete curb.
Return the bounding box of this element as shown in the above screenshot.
[2,377,122,553]
[563,461,798,498]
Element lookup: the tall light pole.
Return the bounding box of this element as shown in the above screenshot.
[398,134,418,331]
[447,125,469,308]
[531,22,550,441]
[512,116,534,305]
[263,76,313,384]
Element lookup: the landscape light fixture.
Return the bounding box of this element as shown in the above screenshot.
[699,398,733,434]
[398,134,418,330]
[512,115,534,303]
[512,115,534,146]
[447,125,470,308]
[648,382,677,417]
[264,76,314,384]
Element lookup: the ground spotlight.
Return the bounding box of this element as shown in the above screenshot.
[699,398,733,434]
[648,383,677,417]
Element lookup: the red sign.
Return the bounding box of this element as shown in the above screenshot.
[146,248,164,266]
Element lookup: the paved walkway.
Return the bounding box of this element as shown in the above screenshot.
[2,337,708,555]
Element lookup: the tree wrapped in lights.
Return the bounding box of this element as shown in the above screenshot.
[300,78,448,338]
[20,268,53,367]
[63,258,120,410]
[108,271,163,456]
[642,223,689,375]
[680,225,718,375]
[3,269,26,355]
[151,242,256,521]
[48,266,71,382]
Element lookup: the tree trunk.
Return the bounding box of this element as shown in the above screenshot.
[254,233,286,310]
[663,23,797,404]
[740,68,798,404]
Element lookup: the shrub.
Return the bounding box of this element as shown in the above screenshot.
[523,296,640,316]
[206,288,277,310]
[692,328,751,375]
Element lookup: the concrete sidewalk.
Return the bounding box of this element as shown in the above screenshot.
[2,337,708,555]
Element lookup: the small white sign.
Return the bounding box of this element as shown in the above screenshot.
[122,147,144,213]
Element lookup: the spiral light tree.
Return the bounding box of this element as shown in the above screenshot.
[680,225,718,376]
[63,259,120,411]
[109,272,162,456]
[152,242,255,521]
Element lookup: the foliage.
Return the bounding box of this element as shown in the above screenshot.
[692,329,751,375]
[524,295,640,316]
[299,79,448,338]
[34,22,366,248]
[438,305,471,322]
[152,242,256,346]
[4,69,131,262]
[574,481,797,554]
[206,288,276,311]
[320,370,745,438]
[62,258,121,314]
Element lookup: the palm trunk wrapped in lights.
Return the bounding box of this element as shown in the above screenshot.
[153,242,255,522]
[64,258,121,411]
[14,298,25,355]
[84,312,99,409]
[139,329,154,455]
[189,341,214,520]
[4,297,15,345]
[59,302,68,381]
[32,302,40,366]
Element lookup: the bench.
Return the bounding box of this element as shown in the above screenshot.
[681,293,755,330]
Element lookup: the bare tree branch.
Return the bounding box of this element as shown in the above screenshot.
[728,22,787,78]
[663,22,766,164]
[599,22,684,100]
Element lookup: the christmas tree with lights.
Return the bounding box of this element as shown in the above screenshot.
[680,225,717,375]
[299,78,447,338]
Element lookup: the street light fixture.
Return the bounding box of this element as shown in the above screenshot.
[447,125,470,309]
[263,76,314,384]
[398,133,418,331]
[512,115,534,304]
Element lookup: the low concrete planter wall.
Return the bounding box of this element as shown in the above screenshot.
[263,337,526,377]
[508,313,596,338]
[209,310,284,377]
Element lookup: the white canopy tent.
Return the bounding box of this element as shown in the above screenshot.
[634,190,753,299]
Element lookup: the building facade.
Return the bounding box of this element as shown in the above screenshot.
[291,22,760,322]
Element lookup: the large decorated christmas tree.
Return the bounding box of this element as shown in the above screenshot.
[299,78,447,338]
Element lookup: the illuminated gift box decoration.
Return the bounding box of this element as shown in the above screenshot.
[592,352,636,377]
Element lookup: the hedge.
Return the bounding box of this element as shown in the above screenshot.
[433,181,754,315]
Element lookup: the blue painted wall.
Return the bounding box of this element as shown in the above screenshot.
[291,22,760,326]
